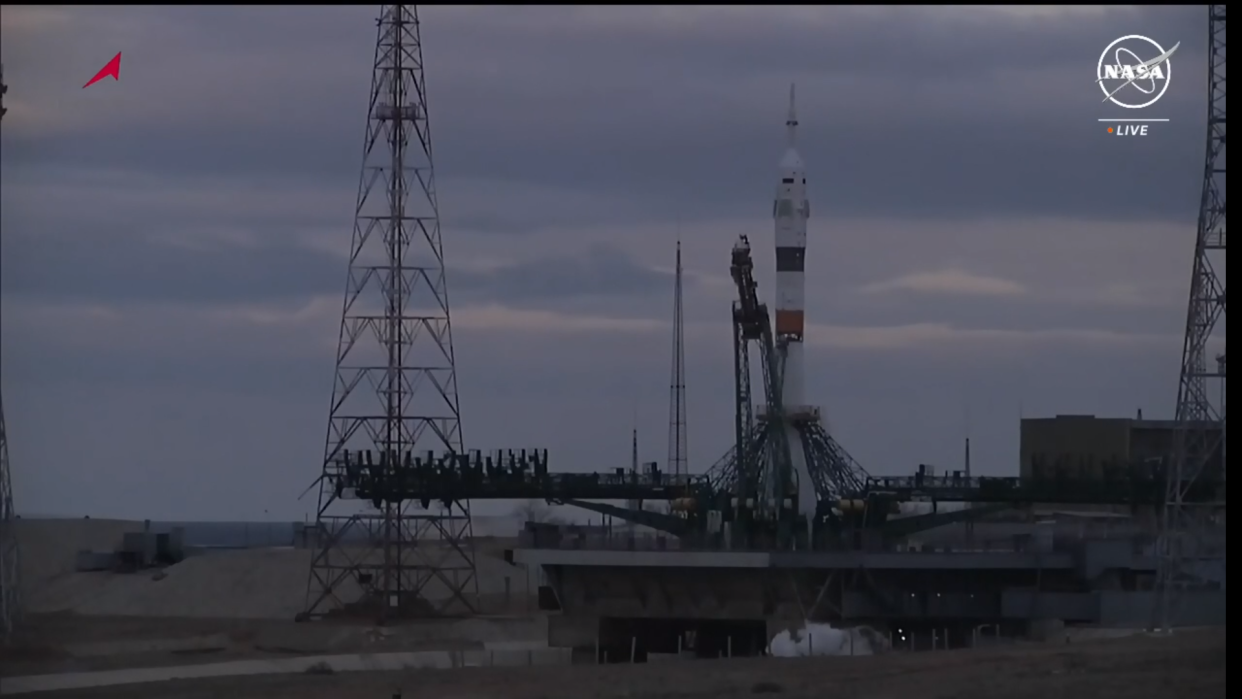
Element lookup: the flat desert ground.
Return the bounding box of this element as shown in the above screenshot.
[1,519,1225,698]
[17,626,1225,699]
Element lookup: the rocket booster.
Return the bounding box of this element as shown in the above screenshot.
[773,83,808,408]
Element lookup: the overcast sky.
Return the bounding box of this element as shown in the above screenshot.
[0,5,1223,520]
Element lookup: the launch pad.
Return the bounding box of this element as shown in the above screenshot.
[507,78,1225,657]
[514,531,1225,661]
[287,7,1222,644]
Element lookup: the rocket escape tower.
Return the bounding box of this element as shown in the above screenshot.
[302,5,479,622]
[1156,5,1227,631]
[0,62,21,643]
[706,85,868,549]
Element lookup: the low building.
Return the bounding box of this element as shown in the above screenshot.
[1019,414,1222,481]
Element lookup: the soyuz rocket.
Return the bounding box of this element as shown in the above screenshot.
[772,84,818,522]
[773,83,807,409]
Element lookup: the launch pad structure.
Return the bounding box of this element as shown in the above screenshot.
[0,3,1218,660]
[275,4,1222,643]
[509,12,1226,656]
[1155,4,1227,632]
[298,5,558,624]
[292,7,1224,641]
[0,62,21,644]
[291,43,1221,651]
[701,88,869,551]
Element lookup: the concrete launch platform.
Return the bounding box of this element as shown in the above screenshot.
[514,535,1225,660]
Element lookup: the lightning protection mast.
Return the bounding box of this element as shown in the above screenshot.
[302,5,478,623]
[1155,4,1226,632]
[667,241,688,478]
[0,62,21,643]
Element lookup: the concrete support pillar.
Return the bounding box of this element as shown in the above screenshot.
[1026,618,1065,642]
[548,614,600,648]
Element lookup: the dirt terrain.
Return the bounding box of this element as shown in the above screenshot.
[22,627,1225,699]
[1,612,547,676]
[5,519,1224,698]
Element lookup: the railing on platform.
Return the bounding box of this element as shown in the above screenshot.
[323,448,708,503]
[862,472,1222,505]
[515,527,1157,556]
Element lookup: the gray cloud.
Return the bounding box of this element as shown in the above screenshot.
[1,228,341,305]
[0,5,1209,224]
[454,243,675,303]
[0,219,673,307]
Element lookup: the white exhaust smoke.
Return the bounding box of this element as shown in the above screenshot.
[767,622,884,657]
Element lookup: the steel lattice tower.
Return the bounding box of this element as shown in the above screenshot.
[667,241,688,477]
[1156,5,1226,631]
[0,62,21,644]
[302,5,478,622]
[0,394,14,642]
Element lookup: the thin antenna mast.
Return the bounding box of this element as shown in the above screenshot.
[667,241,688,476]
[632,423,639,476]
[964,436,974,544]
[964,438,971,479]
[626,412,639,517]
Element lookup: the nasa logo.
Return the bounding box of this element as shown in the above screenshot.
[1096,35,1179,109]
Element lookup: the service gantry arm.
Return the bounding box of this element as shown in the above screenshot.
[729,236,796,509]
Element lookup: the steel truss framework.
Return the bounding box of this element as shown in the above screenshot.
[720,236,795,512]
[1156,5,1227,631]
[706,237,867,540]
[0,396,16,642]
[0,62,21,643]
[303,5,478,622]
[707,421,866,512]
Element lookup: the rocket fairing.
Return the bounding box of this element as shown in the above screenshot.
[773,83,808,409]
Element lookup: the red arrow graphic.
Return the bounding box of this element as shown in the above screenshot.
[83,52,122,89]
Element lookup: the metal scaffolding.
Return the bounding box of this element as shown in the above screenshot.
[1155,5,1227,631]
[704,237,868,549]
[0,62,22,644]
[301,5,478,623]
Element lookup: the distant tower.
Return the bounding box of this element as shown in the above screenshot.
[964,437,974,544]
[632,423,639,476]
[0,61,21,642]
[1156,5,1226,631]
[667,241,688,477]
[302,5,478,622]
[625,422,639,514]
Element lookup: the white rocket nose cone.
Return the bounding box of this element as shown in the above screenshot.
[780,148,803,170]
